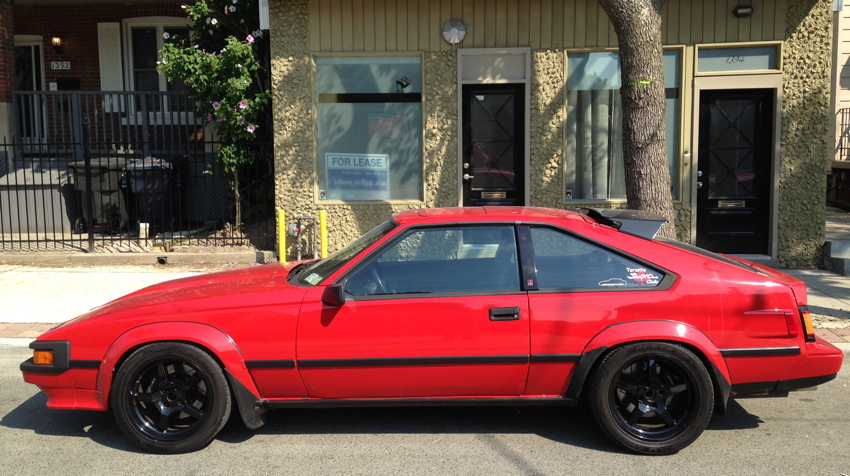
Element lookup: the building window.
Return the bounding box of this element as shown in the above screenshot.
[315,56,423,201]
[697,44,779,73]
[123,18,191,112]
[565,49,681,201]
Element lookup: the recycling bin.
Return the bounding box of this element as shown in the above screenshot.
[68,157,131,234]
[124,156,185,231]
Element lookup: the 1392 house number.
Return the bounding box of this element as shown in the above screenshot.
[50,61,71,70]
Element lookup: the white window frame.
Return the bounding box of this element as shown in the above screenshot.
[122,17,190,93]
[120,17,197,124]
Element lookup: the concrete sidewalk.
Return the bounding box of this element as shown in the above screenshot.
[0,262,847,347]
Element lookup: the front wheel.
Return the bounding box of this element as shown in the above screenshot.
[110,342,232,454]
[588,342,714,455]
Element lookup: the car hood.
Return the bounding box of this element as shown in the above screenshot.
[47,262,309,333]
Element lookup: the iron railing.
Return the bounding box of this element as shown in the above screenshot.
[837,108,850,162]
[831,109,850,208]
[1,91,274,253]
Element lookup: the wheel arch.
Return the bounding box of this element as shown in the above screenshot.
[97,322,262,417]
[564,320,731,414]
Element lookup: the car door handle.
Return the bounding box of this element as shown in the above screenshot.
[489,307,520,321]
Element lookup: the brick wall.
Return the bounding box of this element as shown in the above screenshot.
[0,1,14,102]
[14,2,184,91]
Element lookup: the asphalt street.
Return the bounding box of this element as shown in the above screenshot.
[1,342,848,475]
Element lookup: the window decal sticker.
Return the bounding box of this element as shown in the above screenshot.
[626,267,660,286]
[599,278,628,287]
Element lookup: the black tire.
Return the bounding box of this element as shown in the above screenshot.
[588,342,714,455]
[110,342,232,454]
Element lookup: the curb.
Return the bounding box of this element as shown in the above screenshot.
[0,251,277,266]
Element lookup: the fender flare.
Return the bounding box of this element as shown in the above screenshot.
[564,320,732,413]
[96,322,262,420]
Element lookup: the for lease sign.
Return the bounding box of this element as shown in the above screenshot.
[324,153,390,200]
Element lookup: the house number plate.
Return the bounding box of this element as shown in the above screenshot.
[51,61,71,70]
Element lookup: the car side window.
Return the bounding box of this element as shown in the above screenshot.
[530,227,663,289]
[345,225,520,296]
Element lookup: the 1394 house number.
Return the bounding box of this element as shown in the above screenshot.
[50,61,71,70]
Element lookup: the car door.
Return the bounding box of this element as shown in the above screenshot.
[520,225,679,396]
[296,224,530,399]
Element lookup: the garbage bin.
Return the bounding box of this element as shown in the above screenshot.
[125,156,185,231]
[68,157,131,234]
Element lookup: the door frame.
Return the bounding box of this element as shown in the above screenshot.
[457,48,531,207]
[13,35,48,145]
[691,73,782,259]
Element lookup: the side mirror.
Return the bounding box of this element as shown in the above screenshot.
[321,285,346,306]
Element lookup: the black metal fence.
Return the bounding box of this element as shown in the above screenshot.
[831,109,850,209]
[1,91,275,253]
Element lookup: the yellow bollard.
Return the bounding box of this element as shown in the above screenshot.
[319,210,328,258]
[278,210,288,265]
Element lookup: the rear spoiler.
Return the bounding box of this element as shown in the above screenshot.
[582,208,668,240]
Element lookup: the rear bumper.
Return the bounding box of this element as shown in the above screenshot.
[731,373,838,397]
[731,337,844,397]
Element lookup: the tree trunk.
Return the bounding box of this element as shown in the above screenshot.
[598,0,676,238]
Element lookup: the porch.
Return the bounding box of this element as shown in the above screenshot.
[1,91,275,254]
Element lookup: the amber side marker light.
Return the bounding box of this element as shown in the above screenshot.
[33,349,54,365]
[800,308,816,341]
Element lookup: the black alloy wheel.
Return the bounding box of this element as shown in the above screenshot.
[589,342,714,455]
[110,342,232,454]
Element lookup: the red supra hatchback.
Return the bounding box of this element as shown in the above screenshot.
[21,207,844,454]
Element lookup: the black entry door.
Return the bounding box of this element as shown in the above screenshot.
[696,89,773,254]
[462,84,525,206]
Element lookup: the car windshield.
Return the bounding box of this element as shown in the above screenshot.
[295,220,397,286]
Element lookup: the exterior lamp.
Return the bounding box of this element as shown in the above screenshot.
[733,5,754,17]
[51,36,64,54]
[442,20,466,45]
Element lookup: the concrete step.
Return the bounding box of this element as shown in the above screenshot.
[824,240,850,276]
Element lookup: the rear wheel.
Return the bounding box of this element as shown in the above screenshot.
[110,342,231,454]
[588,342,714,455]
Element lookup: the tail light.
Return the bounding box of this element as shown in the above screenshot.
[799,306,816,342]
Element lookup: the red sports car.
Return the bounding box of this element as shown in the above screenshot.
[21,207,844,454]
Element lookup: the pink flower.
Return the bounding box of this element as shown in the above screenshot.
[246,125,256,133]
[206,113,213,122]
[246,35,254,45]
[212,102,221,109]
[238,100,248,110]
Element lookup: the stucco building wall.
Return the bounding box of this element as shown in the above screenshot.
[270,0,831,266]
[779,0,832,267]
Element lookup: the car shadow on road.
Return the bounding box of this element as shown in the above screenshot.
[704,399,764,431]
[4,394,765,454]
[0,393,139,452]
[219,404,620,452]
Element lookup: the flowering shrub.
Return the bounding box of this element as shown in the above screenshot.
[157,0,271,228]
